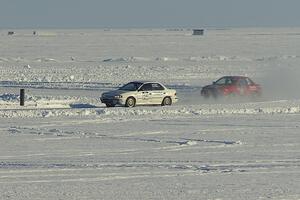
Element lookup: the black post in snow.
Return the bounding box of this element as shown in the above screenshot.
[20,89,25,106]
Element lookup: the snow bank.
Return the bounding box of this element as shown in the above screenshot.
[256,55,300,61]
[187,55,251,62]
[102,55,262,63]
[155,57,179,61]
[1,100,300,119]
[34,57,59,62]
[0,93,19,102]
[102,56,179,62]
[0,57,59,63]
[0,57,9,62]
[0,94,97,110]
[103,57,152,62]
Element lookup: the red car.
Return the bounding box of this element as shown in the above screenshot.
[201,76,262,99]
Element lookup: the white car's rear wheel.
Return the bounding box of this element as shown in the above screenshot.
[125,97,136,107]
[162,97,172,106]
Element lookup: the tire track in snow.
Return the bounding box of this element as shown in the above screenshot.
[0,159,299,185]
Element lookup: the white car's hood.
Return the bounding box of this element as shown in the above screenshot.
[102,90,129,97]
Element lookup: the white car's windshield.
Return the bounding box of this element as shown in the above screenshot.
[119,82,143,91]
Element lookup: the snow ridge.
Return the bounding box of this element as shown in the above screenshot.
[0,103,299,119]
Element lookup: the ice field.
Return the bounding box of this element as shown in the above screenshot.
[0,28,299,199]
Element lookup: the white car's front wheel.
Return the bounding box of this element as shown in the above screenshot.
[125,97,136,107]
[162,97,172,106]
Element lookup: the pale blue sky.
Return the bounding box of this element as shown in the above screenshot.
[1,0,300,28]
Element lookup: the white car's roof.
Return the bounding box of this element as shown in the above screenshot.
[131,80,162,84]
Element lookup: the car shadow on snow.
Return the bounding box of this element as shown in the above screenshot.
[69,103,98,109]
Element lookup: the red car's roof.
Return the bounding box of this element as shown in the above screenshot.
[221,76,248,79]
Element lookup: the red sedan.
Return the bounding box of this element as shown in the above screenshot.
[201,76,262,99]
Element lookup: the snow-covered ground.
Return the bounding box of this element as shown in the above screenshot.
[0,28,299,199]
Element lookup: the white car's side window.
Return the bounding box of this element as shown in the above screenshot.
[151,83,164,91]
[140,83,152,91]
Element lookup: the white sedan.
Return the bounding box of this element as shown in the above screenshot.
[100,81,178,107]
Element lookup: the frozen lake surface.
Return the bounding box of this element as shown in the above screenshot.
[0,28,299,199]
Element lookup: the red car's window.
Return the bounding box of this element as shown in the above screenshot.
[226,78,233,85]
[216,77,233,85]
[215,77,226,85]
[239,79,249,86]
[246,78,254,85]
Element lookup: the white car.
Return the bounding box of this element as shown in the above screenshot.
[100,81,178,107]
